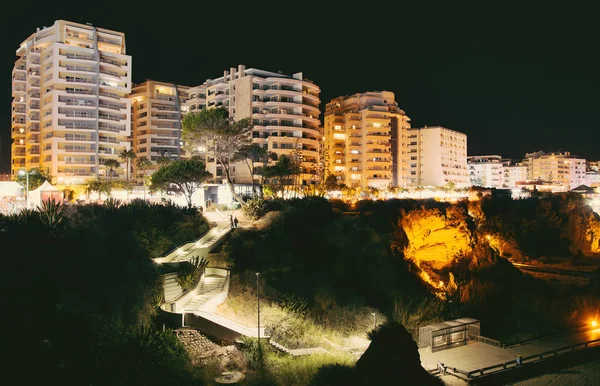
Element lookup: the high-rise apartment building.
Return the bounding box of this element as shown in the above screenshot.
[184,65,321,186]
[323,91,411,189]
[467,155,504,188]
[11,20,132,184]
[406,126,469,188]
[130,80,189,176]
[522,151,586,189]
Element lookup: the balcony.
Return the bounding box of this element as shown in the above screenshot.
[99,102,126,111]
[100,56,126,68]
[60,121,97,130]
[155,94,176,102]
[97,36,121,45]
[99,91,120,99]
[65,53,95,61]
[65,65,96,72]
[63,147,95,153]
[98,112,125,122]
[64,111,96,119]
[65,77,96,84]
[99,123,125,133]
[66,89,95,95]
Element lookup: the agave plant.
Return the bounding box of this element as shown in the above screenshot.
[176,256,208,291]
[37,200,65,230]
[103,197,123,210]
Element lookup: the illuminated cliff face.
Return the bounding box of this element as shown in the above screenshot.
[401,207,473,270]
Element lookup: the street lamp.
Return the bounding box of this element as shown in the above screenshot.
[371,312,376,330]
[18,169,34,210]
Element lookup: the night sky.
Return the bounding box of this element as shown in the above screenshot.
[1,2,598,173]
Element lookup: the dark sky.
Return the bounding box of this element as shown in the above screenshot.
[1,2,598,173]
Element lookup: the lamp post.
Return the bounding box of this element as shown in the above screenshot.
[18,169,31,210]
[371,312,376,330]
[256,272,260,345]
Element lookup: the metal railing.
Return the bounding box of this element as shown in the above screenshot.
[443,337,600,380]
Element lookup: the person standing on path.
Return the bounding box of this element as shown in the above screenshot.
[230,214,234,229]
[234,216,239,229]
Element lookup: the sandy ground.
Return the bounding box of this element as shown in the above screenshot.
[506,358,600,386]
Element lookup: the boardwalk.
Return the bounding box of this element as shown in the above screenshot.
[420,327,600,376]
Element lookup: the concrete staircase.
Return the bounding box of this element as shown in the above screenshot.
[182,275,227,312]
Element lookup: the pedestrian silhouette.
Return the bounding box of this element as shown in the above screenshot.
[234,216,239,229]
[229,214,234,229]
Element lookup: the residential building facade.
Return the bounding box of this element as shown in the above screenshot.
[130,80,189,176]
[467,155,504,188]
[11,20,132,184]
[184,65,321,186]
[522,151,586,190]
[503,162,529,189]
[324,91,411,189]
[406,126,470,188]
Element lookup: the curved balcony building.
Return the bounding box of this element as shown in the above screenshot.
[184,65,322,187]
[324,91,411,190]
[11,20,132,185]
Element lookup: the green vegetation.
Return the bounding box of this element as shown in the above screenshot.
[14,167,52,189]
[177,256,209,291]
[150,158,212,207]
[0,200,211,385]
[182,108,252,204]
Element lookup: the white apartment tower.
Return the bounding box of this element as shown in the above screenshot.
[324,91,411,189]
[523,151,586,189]
[467,155,504,188]
[185,65,321,186]
[406,126,470,188]
[130,80,189,176]
[11,20,132,184]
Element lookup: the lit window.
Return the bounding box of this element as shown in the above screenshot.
[373,123,382,128]
[333,133,346,140]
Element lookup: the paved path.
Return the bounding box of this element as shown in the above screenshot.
[420,328,600,374]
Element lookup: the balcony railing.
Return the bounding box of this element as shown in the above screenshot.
[100,57,125,67]
[65,65,96,72]
[99,123,124,133]
[64,112,96,118]
[99,91,120,99]
[155,94,176,101]
[65,53,95,61]
[97,36,121,45]
[98,113,124,122]
[66,89,95,95]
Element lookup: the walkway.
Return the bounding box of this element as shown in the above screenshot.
[155,224,231,264]
[420,327,600,379]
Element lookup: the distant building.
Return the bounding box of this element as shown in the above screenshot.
[587,161,600,172]
[324,91,411,189]
[522,151,586,190]
[0,174,11,181]
[11,20,132,184]
[467,155,503,188]
[503,161,529,189]
[129,80,190,177]
[586,172,600,187]
[184,65,321,186]
[406,126,470,188]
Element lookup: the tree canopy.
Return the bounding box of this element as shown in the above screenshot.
[150,158,211,207]
[182,108,252,204]
[14,167,52,190]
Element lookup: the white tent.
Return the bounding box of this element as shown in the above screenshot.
[30,181,63,207]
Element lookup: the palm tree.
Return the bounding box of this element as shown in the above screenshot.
[103,159,120,181]
[119,149,137,183]
[136,158,153,200]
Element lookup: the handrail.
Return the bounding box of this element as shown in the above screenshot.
[449,336,600,379]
